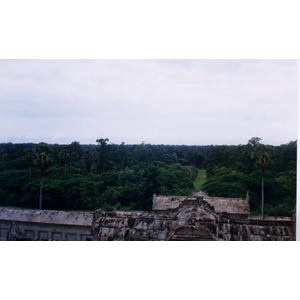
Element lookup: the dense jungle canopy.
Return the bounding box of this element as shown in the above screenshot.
[0,138,296,216]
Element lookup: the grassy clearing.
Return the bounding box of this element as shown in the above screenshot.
[193,169,207,191]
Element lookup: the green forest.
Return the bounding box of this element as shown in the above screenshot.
[0,137,296,217]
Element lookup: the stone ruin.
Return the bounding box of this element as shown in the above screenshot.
[91,191,295,241]
[0,191,296,241]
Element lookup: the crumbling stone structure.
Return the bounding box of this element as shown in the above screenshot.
[92,192,295,241]
[0,191,296,241]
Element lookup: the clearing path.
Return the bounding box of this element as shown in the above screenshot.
[193,169,207,191]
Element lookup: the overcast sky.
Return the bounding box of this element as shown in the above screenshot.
[0,59,297,146]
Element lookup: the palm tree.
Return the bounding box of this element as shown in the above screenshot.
[34,143,52,209]
[36,152,51,210]
[249,138,271,218]
[258,151,270,218]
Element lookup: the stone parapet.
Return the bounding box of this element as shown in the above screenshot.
[0,207,93,226]
[0,207,93,241]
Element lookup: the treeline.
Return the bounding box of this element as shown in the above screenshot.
[0,139,203,212]
[202,138,296,216]
[0,138,296,216]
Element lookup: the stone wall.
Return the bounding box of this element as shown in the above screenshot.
[92,195,295,241]
[91,201,219,241]
[152,195,187,211]
[153,191,250,215]
[217,217,295,241]
[193,191,250,215]
[0,207,93,241]
[91,210,295,241]
[91,210,174,241]
[0,193,296,241]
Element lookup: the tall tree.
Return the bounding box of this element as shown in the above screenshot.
[96,138,109,172]
[248,137,262,147]
[258,151,270,218]
[88,150,100,173]
[248,138,272,217]
[69,141,83,161]
[34,143,52,209]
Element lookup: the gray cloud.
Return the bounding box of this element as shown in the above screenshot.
[0,59,297,145]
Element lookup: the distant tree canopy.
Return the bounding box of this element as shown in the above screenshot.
[0,138,296,216]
